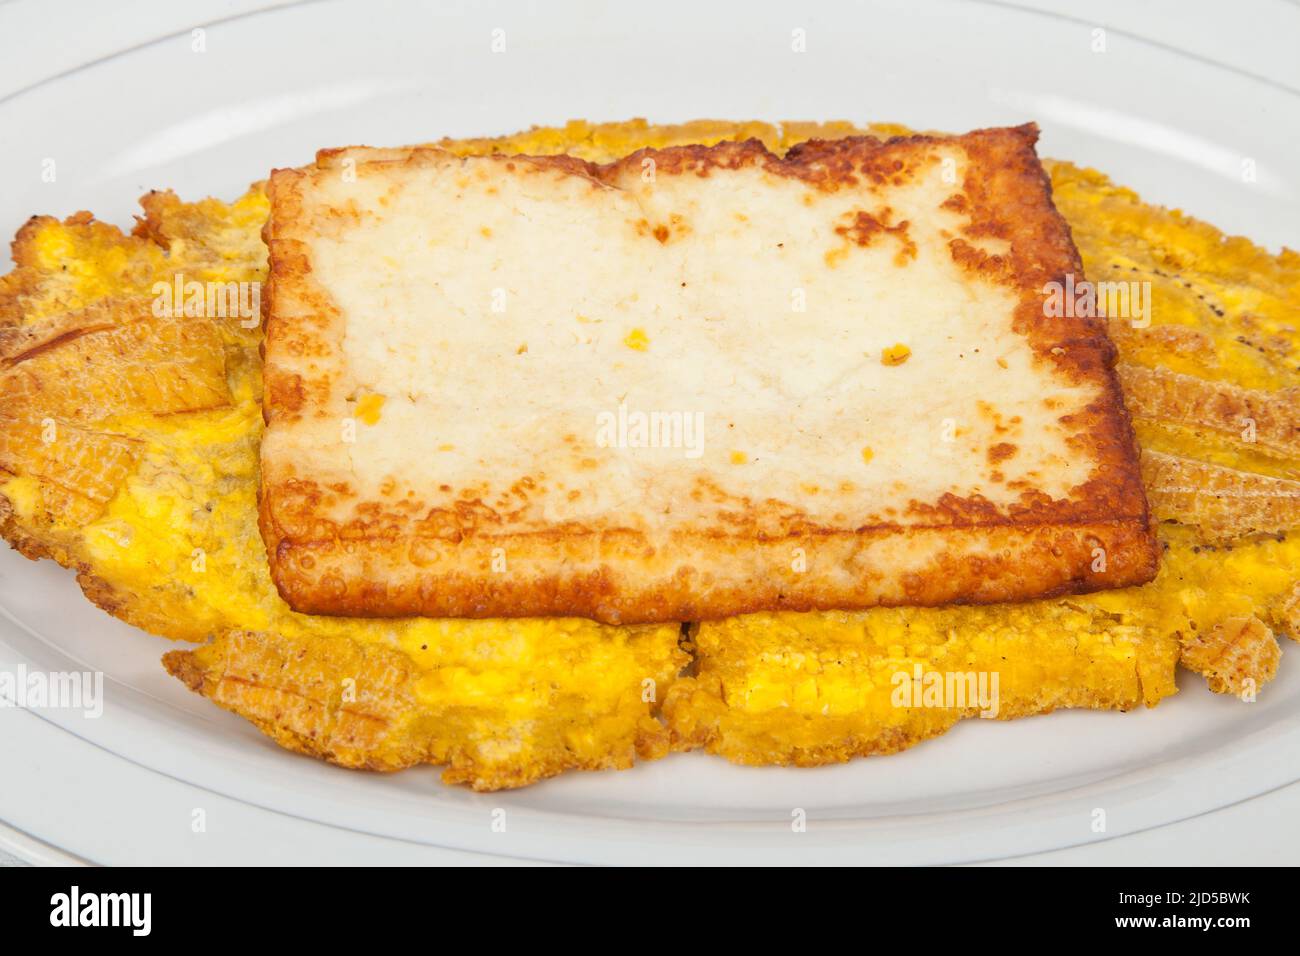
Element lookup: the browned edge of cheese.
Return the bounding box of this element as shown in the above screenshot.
[259,125,1156,624]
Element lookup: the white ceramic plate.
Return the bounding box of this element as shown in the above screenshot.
[2,0,1298,866]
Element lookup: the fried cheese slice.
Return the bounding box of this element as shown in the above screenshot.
[260,127,1155,624]
[2,118,1297,787]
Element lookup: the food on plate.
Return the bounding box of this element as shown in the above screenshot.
[259,127,1154,624]
[1,119,1296,790]
[0,178,686,791]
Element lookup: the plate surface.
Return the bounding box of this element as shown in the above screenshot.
[2,0,1298,865]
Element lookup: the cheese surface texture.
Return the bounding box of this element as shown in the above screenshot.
[260,127,1155,623]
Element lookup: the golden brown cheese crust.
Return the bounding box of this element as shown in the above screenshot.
[260,125,1156,624]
